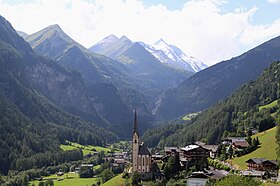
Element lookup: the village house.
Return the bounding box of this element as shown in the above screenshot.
[180,144,210,161]
[223,137,249,149]
[246,158,278,171]
[163,144,211,168]
[164,147,182,156]
[232,140,249,149]
[195,142,219,159]
[187,172,209,186]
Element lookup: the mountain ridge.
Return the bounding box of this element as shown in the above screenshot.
[25,25,155,137]
[154,34,280,120]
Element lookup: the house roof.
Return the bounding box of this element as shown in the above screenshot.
[187,172,209,179]
[246,158,278,166]
[164,147,181,153]
[181,144,210,152]
[233,140,249,148]
[246,158,267,164]
[139,143,151,156]
[226,137,246,142]
[203,145,219,152]
[181,145,200,151]
[268,160,278,166]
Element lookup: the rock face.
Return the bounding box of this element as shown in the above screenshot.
[155,35,280,120]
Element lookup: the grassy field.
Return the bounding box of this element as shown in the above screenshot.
[232,127,277,170]
[182,112,200,121]
[60,141,112,156]
[259,100,278,111]
[102,174,126,186]
[29,173,100,186]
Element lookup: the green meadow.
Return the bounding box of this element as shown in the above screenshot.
[60,141,112,155]
[232,127,277,170]
[29,173,100,186]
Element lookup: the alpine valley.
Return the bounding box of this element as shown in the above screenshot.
[1,6,280,185]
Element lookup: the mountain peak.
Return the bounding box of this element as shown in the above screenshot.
[106,34,119,40]
[98,34,119,44]
[120,35,131,42]
[155,38,168,45]
[46,24,63,32]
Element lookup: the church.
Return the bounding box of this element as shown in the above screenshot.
[132,109,152,173]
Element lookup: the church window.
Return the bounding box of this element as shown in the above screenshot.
[134,139,137,143]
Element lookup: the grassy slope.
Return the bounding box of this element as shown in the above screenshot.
[60,141,112,155]
[182,112,200,121]
[29,173,99,186]
[101,174,126,186]
[232,127,277,170]
[259,100,278,111]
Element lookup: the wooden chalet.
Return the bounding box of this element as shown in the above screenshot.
[232,140,249,149]
[180,144,210,160]
[246,158,278,171]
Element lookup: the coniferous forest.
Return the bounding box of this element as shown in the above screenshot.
[144,62,280,147]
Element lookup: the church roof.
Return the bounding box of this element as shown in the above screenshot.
[139,143,151,156]
[133,108,139,136]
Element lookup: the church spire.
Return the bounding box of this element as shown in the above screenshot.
[133,108,139,136]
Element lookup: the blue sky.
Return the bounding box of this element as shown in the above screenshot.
[1,0,280,65]
[142,0,280,25]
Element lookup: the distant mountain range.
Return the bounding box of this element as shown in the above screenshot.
[6,15,280,137]
[90,35,207,73]
[24,24,194,137]
[24,25,149,137]
[154,34,280,120]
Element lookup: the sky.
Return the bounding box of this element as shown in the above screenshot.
[1,0,280,66]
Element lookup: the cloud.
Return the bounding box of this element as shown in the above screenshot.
[267,0,280,4]
[0,0,280,66]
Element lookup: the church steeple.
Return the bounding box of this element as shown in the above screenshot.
[132,108,140,172]
[133,108,139,136]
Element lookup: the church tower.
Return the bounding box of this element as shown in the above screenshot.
[132,109,139,172]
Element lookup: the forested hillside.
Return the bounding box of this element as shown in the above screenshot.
[0,16,117,175]
[144,62,280,147]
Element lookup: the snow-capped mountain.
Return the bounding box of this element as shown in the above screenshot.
[140,39,207,72]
